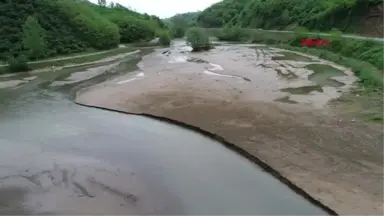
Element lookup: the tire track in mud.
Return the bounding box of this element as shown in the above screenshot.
[275,60,300,79]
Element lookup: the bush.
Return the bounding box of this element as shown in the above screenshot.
[217,27,248,41]
[186,27,212,52]
[7,55,30,73]
[159,31,171,46]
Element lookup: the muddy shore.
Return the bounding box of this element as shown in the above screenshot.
[76,42,383,215]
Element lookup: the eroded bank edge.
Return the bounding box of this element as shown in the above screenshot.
[74,101,339,216]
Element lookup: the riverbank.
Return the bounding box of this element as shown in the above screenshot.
[208,28,383,123]
[274,44,383,123]
[76,42,383,215]
[0,48,331,215]
[0,46,137,74]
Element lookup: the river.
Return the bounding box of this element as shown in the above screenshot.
[0,47,329,214]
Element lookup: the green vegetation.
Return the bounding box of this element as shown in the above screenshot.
[217,27,249,41]
[7,55,30,73]
[0,47,135,74]
[159,31,172,46]
[198,0,383,35]
[166,12,200,38]
[186,27,213,51]
[0,0,170,73]
[198,0,248,28]
[91,3,165,43]
[22,16,46,60]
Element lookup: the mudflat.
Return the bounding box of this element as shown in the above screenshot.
[76,41,383,215]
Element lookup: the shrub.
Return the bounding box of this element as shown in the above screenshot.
[186,27,212,52]
[217,27,248,41]
[159,31,171,46]
[7,55,30,73]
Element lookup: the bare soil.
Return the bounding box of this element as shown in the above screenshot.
[76,43,383,215]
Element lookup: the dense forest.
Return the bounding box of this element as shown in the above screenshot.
[197,0,383,36]
[0,0,168,63]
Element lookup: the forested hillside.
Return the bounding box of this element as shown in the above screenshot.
[165,12,200,38]
[197,0,248,28]
[197,0,383,36]
[0,0,167,62]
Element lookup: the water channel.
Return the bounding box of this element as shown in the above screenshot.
[0,46,329,215]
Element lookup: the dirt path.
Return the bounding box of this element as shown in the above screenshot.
[76,42,383,215]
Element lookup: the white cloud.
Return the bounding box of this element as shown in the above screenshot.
[89,0,220,18]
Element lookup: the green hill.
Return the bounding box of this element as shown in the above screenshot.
[197,0,383,37]
[0,0,167,62]
[165,12,201,38]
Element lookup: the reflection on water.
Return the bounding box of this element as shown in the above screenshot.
[307,64,345,87]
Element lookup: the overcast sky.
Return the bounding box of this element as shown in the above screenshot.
[89,0,220,18]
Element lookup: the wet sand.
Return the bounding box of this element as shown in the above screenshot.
[76,42,383,215]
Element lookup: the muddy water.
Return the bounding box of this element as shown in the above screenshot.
[0,49,328,214]
[115,40,357,109]
[75,40,383,215]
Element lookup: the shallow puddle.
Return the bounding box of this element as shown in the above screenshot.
[276,69,298,79]
[275,96,298,104]
[281,85,323,94]
[272,51,313,62]
[306,64,345,87]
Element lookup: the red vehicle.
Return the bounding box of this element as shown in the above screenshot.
[301,38,330,47]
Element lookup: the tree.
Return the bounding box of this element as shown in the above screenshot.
[281,9,290,26]
[22,16,46,60]
[186,27,212,51]
[98,0,106,7]
[158,31,171,46]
